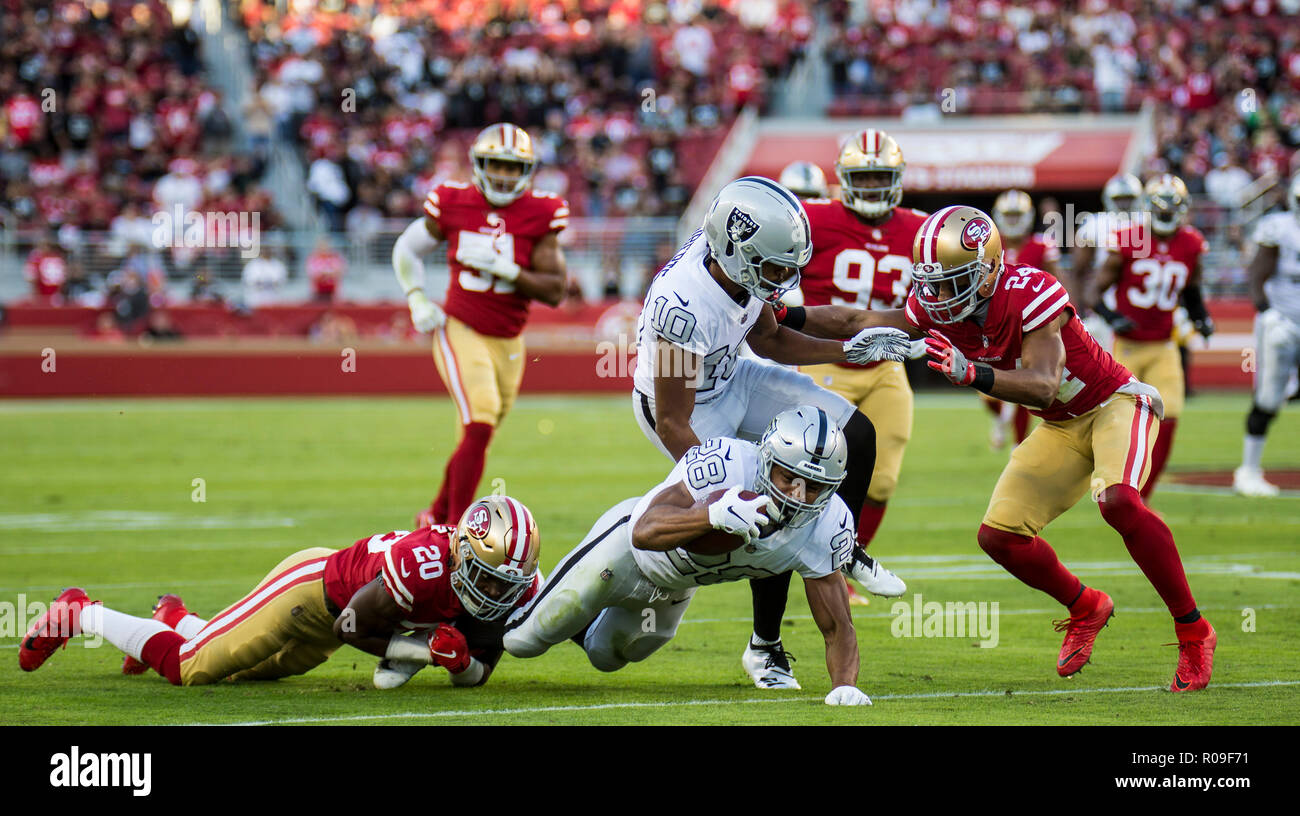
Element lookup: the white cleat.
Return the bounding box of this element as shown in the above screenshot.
[845,550,907,597]
[373,658,425,689]
[1233,466,1280,497]
[742,641,801,690]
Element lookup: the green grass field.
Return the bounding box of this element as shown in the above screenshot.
[1,392,1297,725]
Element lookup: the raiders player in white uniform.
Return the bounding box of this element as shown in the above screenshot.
[1235,175,1300,497]
[504,407,873,705]
[630,176,910,690]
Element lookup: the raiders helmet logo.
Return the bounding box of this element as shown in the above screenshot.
[465,504,492,538]
[727,208,759,244]
[961,217,993,250]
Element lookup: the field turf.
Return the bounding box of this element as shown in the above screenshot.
[1,392,1297,725]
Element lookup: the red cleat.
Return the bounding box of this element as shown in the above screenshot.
[846,584,871,607]
[19,588,99,672]
[122,594,189,675]
[1170,619,1216,692]
[414,507,438,529]
[1053,589,1115,677]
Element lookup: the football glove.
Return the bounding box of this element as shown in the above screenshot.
[825,685,872,706]
[844,327,911,364]
[373,658,424,690]
[458,243,521,282]
[427,623,471,674]
[906,338,929,360]
[1103,311,1136,335]
[407,290,446,333]
[924,330,977,386]
[707,486,777,544]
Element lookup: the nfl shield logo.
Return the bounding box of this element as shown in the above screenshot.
[727,208,759,243]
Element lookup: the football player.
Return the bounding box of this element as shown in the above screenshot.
[1086,175,1213,502]
[505,406,872,706]
[394,123,569,528]
[841,205,1216,692]
[778,160,830,201]
[983,190,1062,448]
[1069,173,1144,308]
[19,496,541,689]
[631,176,911,690]
[1234,174,1300,496]
[796,130,926,601]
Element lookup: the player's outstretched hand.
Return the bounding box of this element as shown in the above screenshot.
[427,623,471,674]
[825,685,872,706]
[924,330,977,386]
[374,658,424,689]
[707,486,777,544]
[844,327,911,364]
[407,290,447,333]
[906,338,928,360]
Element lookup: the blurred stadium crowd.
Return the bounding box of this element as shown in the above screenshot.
[1,0,1297,319]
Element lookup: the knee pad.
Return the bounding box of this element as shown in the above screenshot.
[1247,405,1277,437]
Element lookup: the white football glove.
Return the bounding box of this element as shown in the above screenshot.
[824,685,872,706]
[906,338,928,360]
[373,658,425,690]
[458,243,520,282]
[707,486,777,544]
[407,290,446,333]
[844,327,911,364]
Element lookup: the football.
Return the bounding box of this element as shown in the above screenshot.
[683,489,767,555]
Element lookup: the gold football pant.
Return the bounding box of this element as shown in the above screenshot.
[799,361,912,502]
[431,316,525,427]
[177,548,340,685]
[982,393,1159,538]
[1113,337,1184,420]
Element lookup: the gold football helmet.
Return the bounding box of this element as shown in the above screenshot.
[469,123,537,207]
[992,189,1035,239]
[1144,174,1190,235]
[911,205,1004,324]
[836,128,905,219]
[451,495,540,620]
[778,160,830,200]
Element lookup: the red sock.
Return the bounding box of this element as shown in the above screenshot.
[1098,484,1197,618]
[983,397,1002,418]
[1013,406,1031,444]
[1140,418,1177,501]
[140,630,185,686]
[435,422,495,524]
[977,524,1083,606]
[857,502,887,548]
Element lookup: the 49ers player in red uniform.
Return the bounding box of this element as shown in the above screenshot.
[1087,174,1214,502]
[796,129,926,603]
[983,190,1063,449]
[393,123,569,528]
[845,205,1216,692]
[19,496,541,689]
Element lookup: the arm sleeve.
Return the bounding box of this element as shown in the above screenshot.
[393,218,440,297]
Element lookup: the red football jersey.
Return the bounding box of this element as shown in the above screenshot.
[424,182,569,338]
[801,200,928,368]
[1111,224,1207,342]
[905,263,1132,422]
[1003,234,1060,270]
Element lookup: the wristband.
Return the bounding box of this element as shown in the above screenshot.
[777,305,806,331]
[971,363,995,394]
[449,657,487,686]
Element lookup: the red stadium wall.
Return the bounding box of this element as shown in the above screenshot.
[0,300,1256,397]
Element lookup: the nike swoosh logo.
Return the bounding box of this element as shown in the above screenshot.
[400,563,410,578]
[431,649,459,660]
[727,507,747,524]
[675,293,690,307]
[1173,674,1191,690]
[1033,280,1045,292]
[1058,647,1084,668]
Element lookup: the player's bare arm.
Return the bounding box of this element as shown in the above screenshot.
[334,576,410,657]
[805,572,859,689]
[651,339,702,461]
[995,312,1068,408]
[1181,256,1215,336]
[515,231,567,306]
[788,303,879,339]
[631,482,713,551]
[1248,243,1279,312]
[846,306,923,337]
[746,302,852,364]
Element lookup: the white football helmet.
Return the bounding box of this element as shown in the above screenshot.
[703,176,812,304]
[992,190,1035,239]
[1102,173,1143,213]
[779,161,830,200]
[756,406,848,529]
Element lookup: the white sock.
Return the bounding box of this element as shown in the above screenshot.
[751,632,780,647]
[1243,435,1267,470]
[174,614,208,640]
[999,401,1016,422]
[79,605,172,661]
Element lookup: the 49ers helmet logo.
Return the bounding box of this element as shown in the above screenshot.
[961,217,993,251]
[465,504,492,538]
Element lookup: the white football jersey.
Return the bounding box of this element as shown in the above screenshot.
[628,437,855,591]
[1255,212,1300,324]
[632,229,766,405]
